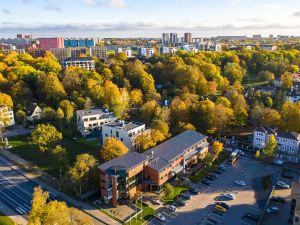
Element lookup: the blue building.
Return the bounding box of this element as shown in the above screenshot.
[64,38,95,48]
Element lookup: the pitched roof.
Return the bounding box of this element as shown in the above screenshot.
[26,102,39,116]
[255,126,300,141]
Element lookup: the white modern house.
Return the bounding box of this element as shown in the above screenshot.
[160,46,177,55]
[116,47,133,58]
[76,108,117,137]
[26,103,42,122]
[62,57,95,70]
[0,105,15,127]
[139,48,155,58]
[253,126,300,155]
[102,120,150,152]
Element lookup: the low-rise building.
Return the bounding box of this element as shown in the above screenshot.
[26,103,42,122]
[139,47,155,58]
[76,108,117,137]
[102,120,149,152]
[0,105,15,127]
[116,47,132,58]
[62,57,95,70]
[180,44,198,53]
[253,126,300,155]
[261,45,277,51]
[160,46,177,55]
[98,130,209,205]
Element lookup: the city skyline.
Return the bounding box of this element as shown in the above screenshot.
[1,0,300,38]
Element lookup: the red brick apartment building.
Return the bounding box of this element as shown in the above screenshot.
[98,130,209,205]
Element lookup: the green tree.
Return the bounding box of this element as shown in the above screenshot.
[100,138,129,161]
[164,183,174,199]
[52,145,68,189]
[59,100,76,132]
[31,124,62,155]
[281,72,293,90]
[264,134,277,159]
[15,109,26,124]
[223,62,246,83]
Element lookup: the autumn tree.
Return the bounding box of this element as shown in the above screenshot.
[223,62,246,83]
[31,124,62,155]
[59,100,76,132]
[52,145,68,188]
[212,141,223,159]
[100,138,129,161]
[68,154,97,197]
[281,72,293,90]
[264,134,277,160]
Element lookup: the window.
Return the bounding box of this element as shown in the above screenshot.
[121,138,123,142]
[116,131,119,138]
[111,130,112,134]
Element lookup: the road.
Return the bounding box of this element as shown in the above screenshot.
[0,154,120,225]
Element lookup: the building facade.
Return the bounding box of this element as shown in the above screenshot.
[170,33,178,45]
[62,57,95,70]
[184,33,192,43]
[162,33,170,46]
[64,38,95,48]
[139,48,155,58]
[160,46,177,55]
[38,38,64,50]
[0,105,15,127]
[253,126,300,155]
[116,47,132,58]
[102,121,149,152]
[98,130,209,205]
[26,103,42,122]
[90,46,107,59]
[76,108,117,136]
[50,48,71,62]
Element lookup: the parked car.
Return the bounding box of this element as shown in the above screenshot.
[234,180,246,186]
[266,207,279,214]
[225,147,233,152]
[154,213,166,222]
[167,205,176,212]
[176,198,186,206]
[190,188,200,195]
[216,202,229,210]
[277,181,290,189]
[273,159,284,166]
[201,179,211,186]
[182,192,192,200]
[214,204,227,213]
[209,173,217,179]
[223,193,235,200]
[212,169,222,175]
[271,196,286,204]
[243,212,260,222]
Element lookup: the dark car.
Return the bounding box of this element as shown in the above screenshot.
[206,175,214,181]
[209,173,218,179]
[212,169,222,175]
[243,212,260,222]
[271,196,286,204]
[201,179,211,186]
[176,198,186,206]
[216,202,229,210]
[182,192,192,200]
[190,188,200,195]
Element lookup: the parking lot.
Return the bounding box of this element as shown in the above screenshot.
[148,156,281,225]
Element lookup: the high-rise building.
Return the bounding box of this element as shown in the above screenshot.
[27,48,46,58]
[170,33,178,45]
[50,48,71,62]
[70,47,88,58]
[62,57,95,70]
[38,38,64,50]
[184,33,192,43]
[64,38,95,48]
[162,33,170,46]
[90,46,107,59]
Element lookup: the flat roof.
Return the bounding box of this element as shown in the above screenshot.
[64,57,94,62]
[104,121,144,131]
[144,130,207,171]
[98,152,148,172]
[77,108,115,118]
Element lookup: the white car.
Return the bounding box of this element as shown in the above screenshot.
[167,204,176,212]
[276,181,289,189]
[234,180,246,186]
[224,193,235,200]
[266,206,279,214]
[273,159,284,166]
[155,213,166,222]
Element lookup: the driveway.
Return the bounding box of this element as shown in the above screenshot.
[3,125,32,138]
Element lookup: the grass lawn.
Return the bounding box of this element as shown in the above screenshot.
[9,135,100,177]
[243,74,269,87]
[125,202,155,225]
[0,212,16,225]
[163,186,189,204]
[189,152,229,183]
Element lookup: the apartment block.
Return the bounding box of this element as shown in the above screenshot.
[90,46,107,59]
[64,38,95,48]
[139,47,155,58]
[50,48,71,62]
[184,33,192,43]
[62,57,95,70]
[38,37,64,50]
[76,108,117,137]
[98,130,209,205]
[253,126,300,155]
[102,120,149,152]
[160,46,177,55]
[116,47,132,58]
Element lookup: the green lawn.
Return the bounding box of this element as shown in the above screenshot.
[9,135,100,177]
[0,212,16,225]
[125,202,155,225]
[243,74,269,87]
[163,186,189,204]
[189,152,229,183]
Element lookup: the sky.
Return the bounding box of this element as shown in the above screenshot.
[1,0,300,38]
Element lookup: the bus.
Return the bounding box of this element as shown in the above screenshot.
[227,149,240,165]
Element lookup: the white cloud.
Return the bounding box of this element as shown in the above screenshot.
[2,9,10,14]
[84,0,127,8]
[293,10,300,17]
[44,3,61,11]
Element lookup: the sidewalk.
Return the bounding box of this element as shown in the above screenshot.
[0,149,121,225]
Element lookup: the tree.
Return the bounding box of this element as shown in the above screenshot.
[152,120,169,138]
[258,70,275,83]
[28,186,49,225]
[255,150,260,159]
[178,122,196,132]
[261,108,281,127]
[130,89,143,107]
[141,100,159,125]
[69,207,93,225]
[42,107,56,122]
[0,92,13,108]
[264,134,277,159]
[15,109,26,124]
[164,183,174,198]
[31,124,62,155]
[281,72,293,90]
[68,154,97,197]
[202,152,213,166]
[56,108,64,131]
[212,141,223,159]
[100,138,129,161]
[223,62,246,83]
[59,100,76,132]
[52,145,68,189]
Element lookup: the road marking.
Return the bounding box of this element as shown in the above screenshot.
[0,191,29,213]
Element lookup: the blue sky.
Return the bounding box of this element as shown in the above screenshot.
[1,0,300,38]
